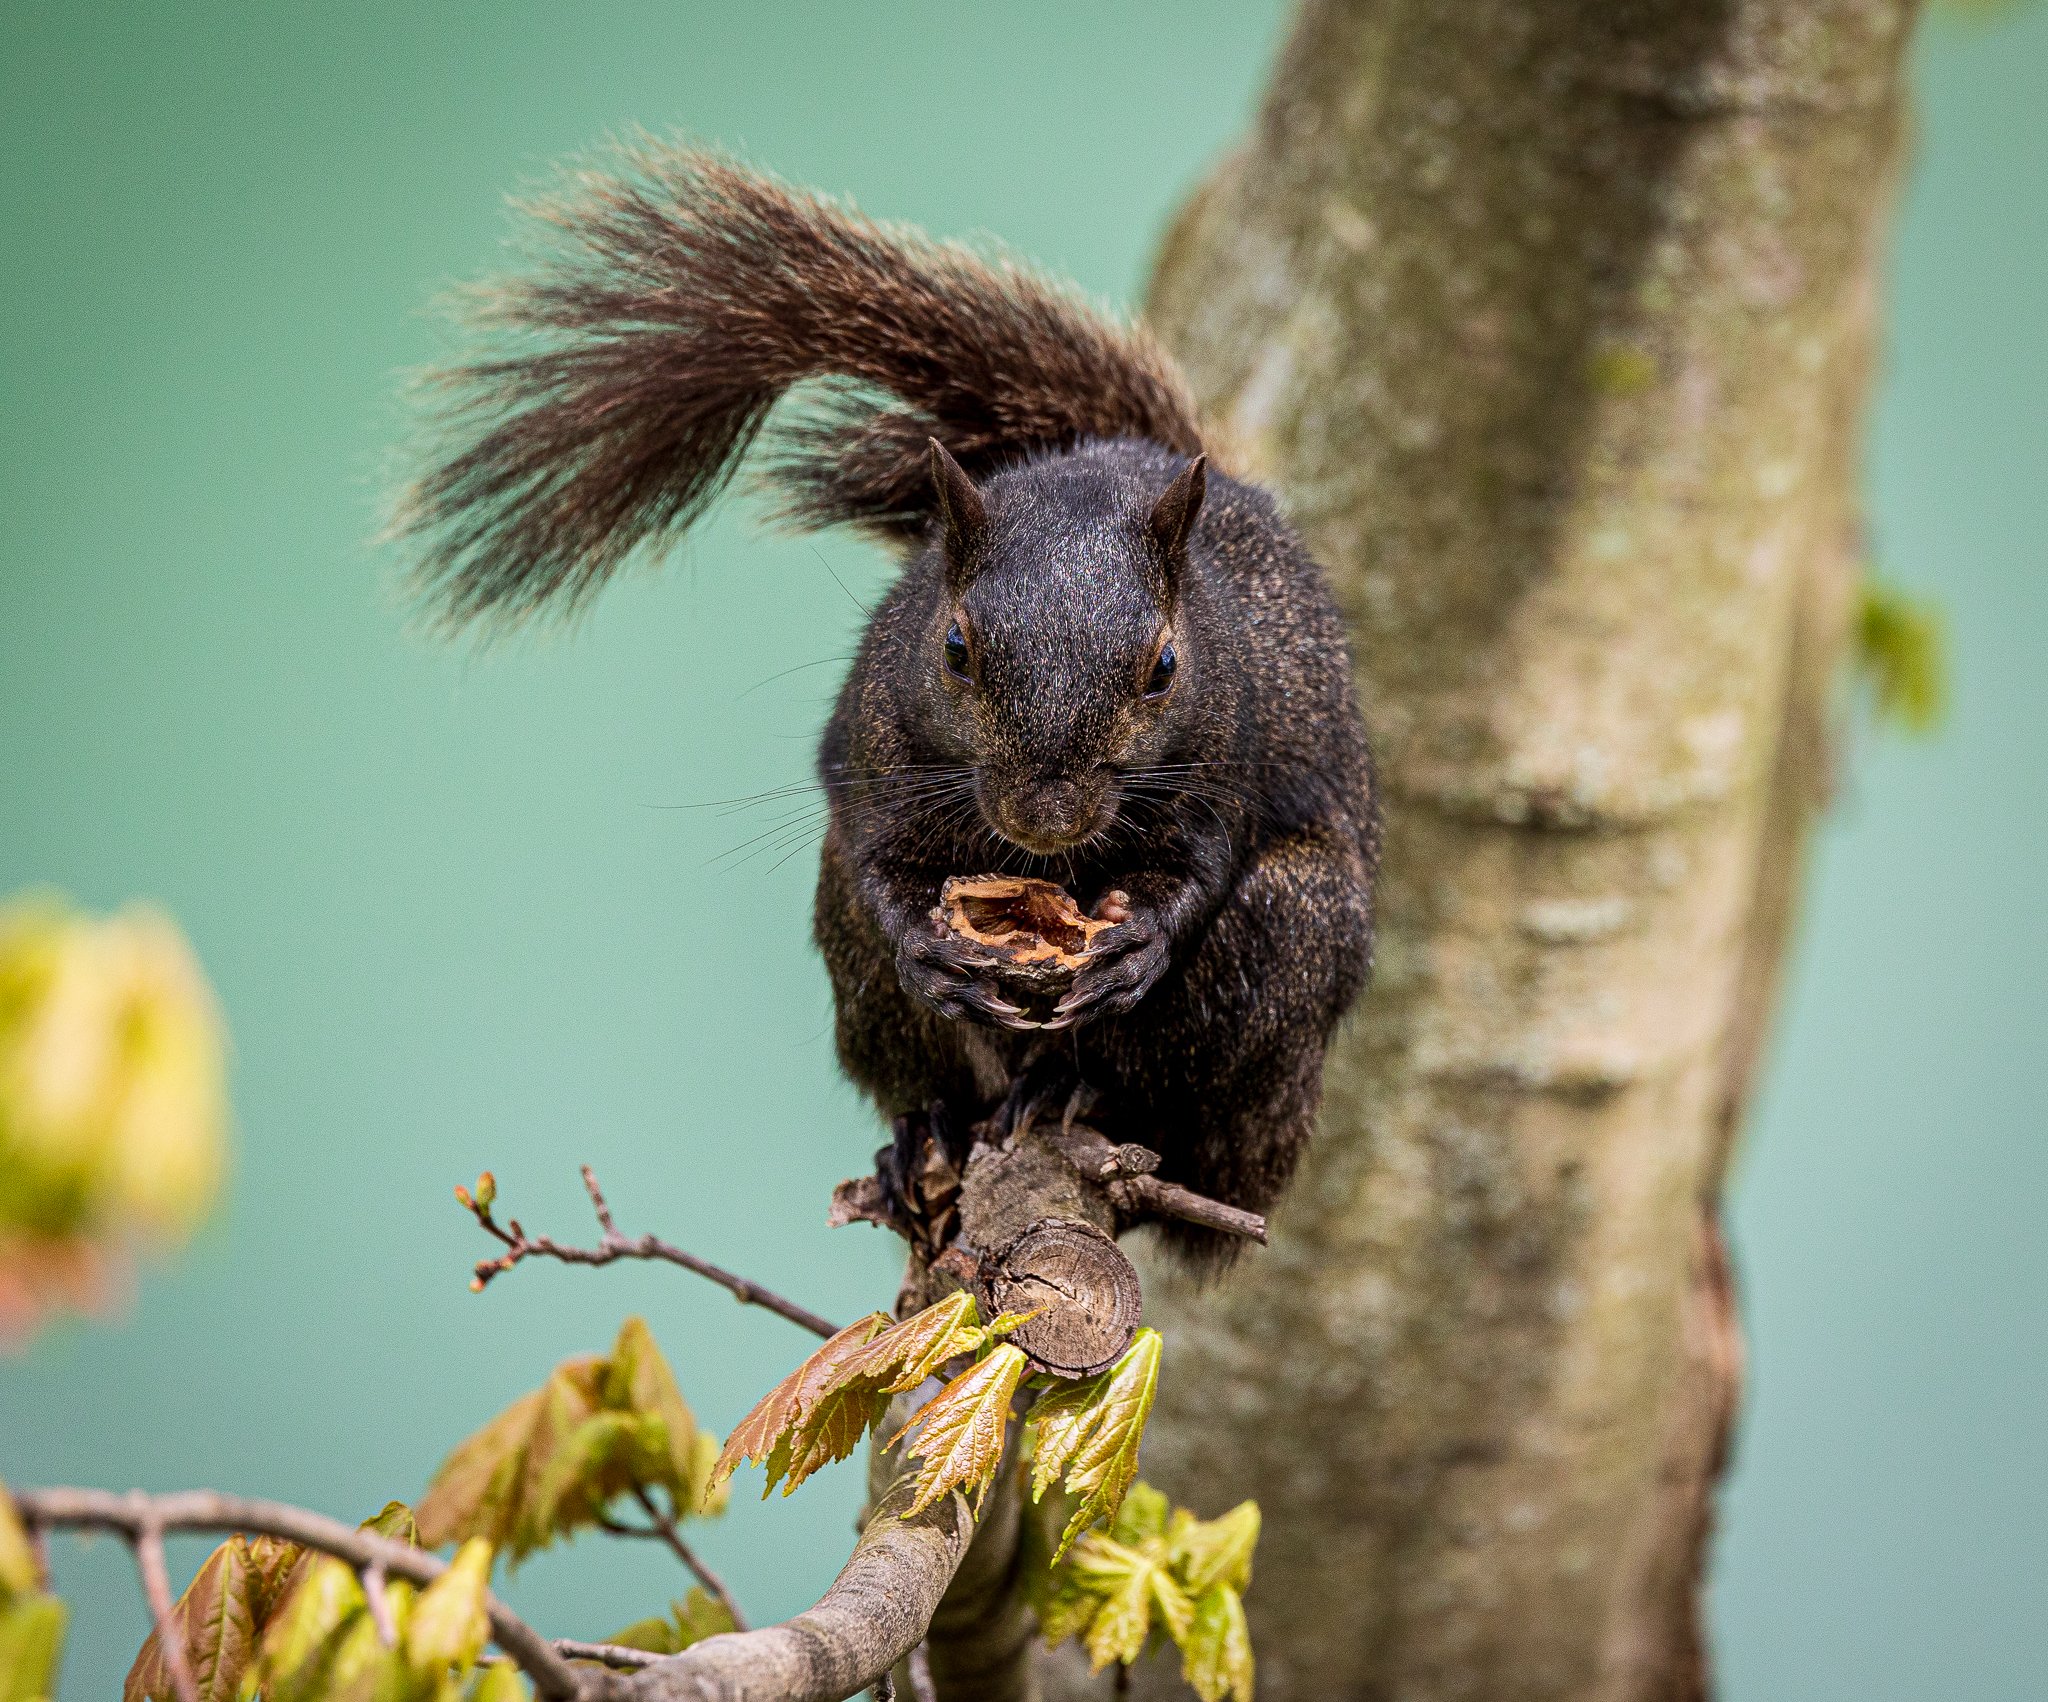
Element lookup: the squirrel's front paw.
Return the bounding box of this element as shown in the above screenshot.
[896,926,1034,1028]
[1046,912,1169,1030]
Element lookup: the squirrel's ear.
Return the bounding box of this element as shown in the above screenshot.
[928,438,988,580]
[1148,454,1207,579]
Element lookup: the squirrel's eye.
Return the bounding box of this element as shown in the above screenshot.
[944,622,973,682]
[1144,640,1178,699]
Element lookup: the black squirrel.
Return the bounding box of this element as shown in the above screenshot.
[398,144,1378,1263]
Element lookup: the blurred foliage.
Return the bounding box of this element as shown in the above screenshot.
[0,893,228,1349]
[601,1586,734,1655]
[5,1317,749,1696]
[125,1518,517,1702]
[0,1479,67,1702]
[1026,1479,1259,1702]
[1855,577,1949,734]
[416,1316,726,1563]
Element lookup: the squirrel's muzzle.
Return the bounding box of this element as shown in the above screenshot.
[982,771,1113,856]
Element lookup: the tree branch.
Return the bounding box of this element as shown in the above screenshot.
[13,1487,586,1700]
[22,1106,1162,1700]
[625,1486,748,1631]
[132,1517,197,1702]
[1040,1119,1268,1245]
[556,1640,663,1671]
[624,1464,977,1702]
[463,1164,838,1339]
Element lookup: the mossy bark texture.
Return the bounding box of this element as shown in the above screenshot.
[1106,2,1917,1698]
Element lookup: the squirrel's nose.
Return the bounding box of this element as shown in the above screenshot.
[1031,779,1086,832]
[985,773,1106,853]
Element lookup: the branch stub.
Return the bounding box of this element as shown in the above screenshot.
[977,1218,1142,1378]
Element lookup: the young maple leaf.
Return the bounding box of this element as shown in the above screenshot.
[404,1538,494,1676]
[1082,1556,1154,1672]
[712,1291,1010,1502]
[831,1289,989,1394]
[896,1342,1031,1516]
[1181,1582,1254,1702]
[468,1660,531,1702]
[0,1482,39,1602]
[0,1595,66,1702]
[123,1535,266,1702]
[604,1585,735,1655]
[1170,1499,1260,1597]
[414,1358,602,1556]
[122,1525,333,1702]
[248,1556,366,1699]
[1029,1328,1161,1558]
[710,1312,891,1497]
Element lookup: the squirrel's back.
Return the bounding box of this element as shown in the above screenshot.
[395,141,1207,628]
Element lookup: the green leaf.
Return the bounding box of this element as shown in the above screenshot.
[405,1539,493,1675]
[602,1614,680,1654]
[249,1556,366,1701]
[1109,1481,1169,1547]
[1064,1533,1144,1593]
[1030,1567,1102,1650]
[603,1586,734,1655]
[414,1385,548,1551]
[1169,1499,1259,1597]
[1027,1371,1106,1503]
[527,1410,656,1538]
[361,1502,421,1549]
[896,1343,1030,1516]
[297,1610,403,1702]
[423,1319,719,1557]
[125,1536,262,1702]
[0,1487,37,1606]
[1031,1329,1161,1559]
[1082,1562,1153,1672]
[688,1431,728,1520]
[671,1586,735,1646]
[1181,1584,1254,1702]
[417,1357,608,1560]
[1148,1563,1195,1649]
[602,1317,714,1515]
[0,1596,66,1702]
[1856,578,1948,733]
[467,1660,529,1702]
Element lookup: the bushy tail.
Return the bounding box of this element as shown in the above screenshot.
[393,140,1205,628]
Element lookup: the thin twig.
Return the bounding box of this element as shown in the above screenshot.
[132,1514,198,1702]
[463,1165,838,1339]
[908,1642,937,1702]
[554,1639,663,1670]
[363,1559,398,1646]
[1041,1120,1269,1244]
[630,1486,748,1631]
[1114,1173,1269,1244]
[15,1486,585,1700]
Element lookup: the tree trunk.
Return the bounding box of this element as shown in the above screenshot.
[1089,3,1917,1698]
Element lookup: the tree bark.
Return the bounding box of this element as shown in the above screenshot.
[1087,3,1917,1698]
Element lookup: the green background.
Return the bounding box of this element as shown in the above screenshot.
[1,4,2041,1696]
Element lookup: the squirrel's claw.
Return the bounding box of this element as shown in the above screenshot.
[1048,916,1170,1029]
[897,928,1034,1028]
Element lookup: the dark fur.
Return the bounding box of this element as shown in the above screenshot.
[397,143,1378,1263]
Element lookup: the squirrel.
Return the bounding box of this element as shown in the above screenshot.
[397,144,1378,1264]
